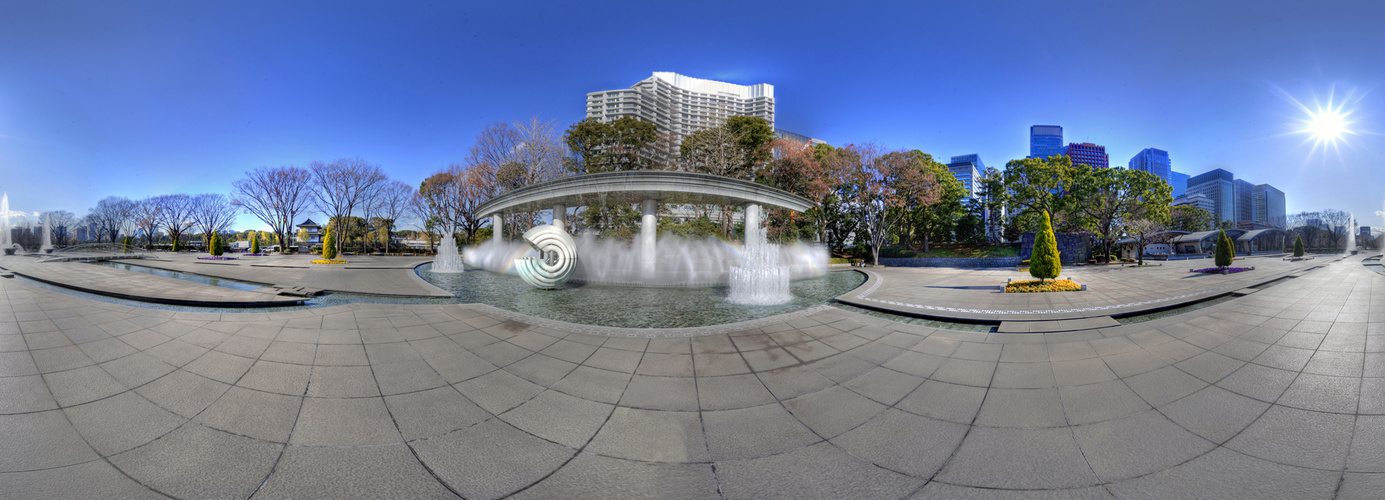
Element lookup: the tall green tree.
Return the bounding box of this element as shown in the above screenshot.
[1293,234,1305,257]
[563,117,658,173]
[1002,155,1083,233]
[209,233,223,256]
[250,233,260,254]
[1170,205,1216,232]
[905,151,966,253]
[1030,210,1061,282]
[1071,167,1173,262]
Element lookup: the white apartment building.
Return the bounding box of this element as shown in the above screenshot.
[585,72,775,151]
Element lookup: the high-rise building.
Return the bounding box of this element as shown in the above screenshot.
[946,154,985,200]
[1064,142,1109,169]
[1234,179,1255,224]
[585,72,775,153]
[1186,169,1236,223]
[1128,148,1171,184]
[1029,125,1064,159]
[1252,184,1286,228]
[1170,171,1190,198]
[1172,193,1216,214]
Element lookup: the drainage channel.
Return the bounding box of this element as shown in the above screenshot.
[830,303,999,333]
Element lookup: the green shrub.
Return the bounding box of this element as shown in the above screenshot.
[1293,235,1305,257]
[1214,229,1234,267]
[210,233,224,256]
[323,228,337,260]
[250,234,260,254]
[1029,210,1061,282]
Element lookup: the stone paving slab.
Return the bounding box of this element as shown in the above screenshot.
[1,253,1383,498]
[0,256,303,307]
[839,255,1330,323]
[120,253,452,297]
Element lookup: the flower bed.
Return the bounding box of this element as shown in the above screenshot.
[1005,279,1082,293]
[243,253,265,256]
[312,259,347,264]
[1190,266,1253,274]
[197,256,237,260]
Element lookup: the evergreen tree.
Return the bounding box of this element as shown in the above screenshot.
[323,228,337,259]
[1214,229,1235,267]
[250,233,260,254]
[1029,210,1062,282]
[210,233,223,256]
[1293,234,1305,258]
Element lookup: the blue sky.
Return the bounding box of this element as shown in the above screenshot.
[2,1,1383,230]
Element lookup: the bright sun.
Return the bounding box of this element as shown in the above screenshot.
[1307,107,1349,142]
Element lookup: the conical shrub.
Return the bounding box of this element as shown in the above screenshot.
[1293,234,1305,258]
[1214,229,1234,267]
[210,233,223,256]
[323,228,337,260]
[250,233,260,254]
[1029,210,1062,282]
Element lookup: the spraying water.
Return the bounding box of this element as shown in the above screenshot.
[726,204,793,305]
[462,223,826,288]
[40,212,52,252]
[1,193,10,249]
[1345,214,1357,255]
[431,232,465,272]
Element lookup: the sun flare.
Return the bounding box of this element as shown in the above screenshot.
[1307,108,1349,142]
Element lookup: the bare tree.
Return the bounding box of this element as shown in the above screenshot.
[231,166,315,249]
[373,181,415,254]
[310,157,386,254]
[510,117,567,186]
[1123,217,1169,266]
[133,197,166,249]
[189,194,240,249]
[86,196,136,243]
[41,210,77,247]
[157,194,196,251]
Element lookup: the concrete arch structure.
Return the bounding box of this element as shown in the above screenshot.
[475,171,818,274]
[475,170,816,219]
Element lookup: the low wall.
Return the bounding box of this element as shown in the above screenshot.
[879,257,1023,268]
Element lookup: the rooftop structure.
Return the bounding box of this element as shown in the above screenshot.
[1028,125,1064,159]
[1064,142,1109,169]
[1128,148,1171,185]
[585,72,775,155]
[946,154,985,200]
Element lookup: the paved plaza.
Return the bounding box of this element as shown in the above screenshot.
[2,254,1384,499]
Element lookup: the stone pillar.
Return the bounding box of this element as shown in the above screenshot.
[744,203,761,247]
[493,214,503,242]
[640,198,657,275]
[552,204,566,232]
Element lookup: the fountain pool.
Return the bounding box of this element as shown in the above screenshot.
[34,261,864,329]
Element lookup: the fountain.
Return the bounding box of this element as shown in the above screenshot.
[1,192,15,255]
[431,231,465,272]
[40,212,53,253]
[727,204,793,305]
[1345,214,1357,255]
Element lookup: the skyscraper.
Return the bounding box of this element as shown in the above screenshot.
[946,154,985,200]
[1128,148,1172,184]
[1170,171,1190,198]
[1185,169,1236,223]
[1029,125,1064,159]
[1252,184,1286,228]
[585,72,775,152]
[1064,142,1109,169]
[1233,179,1255,224]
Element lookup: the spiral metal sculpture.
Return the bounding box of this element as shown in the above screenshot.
[515,224,578,289]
